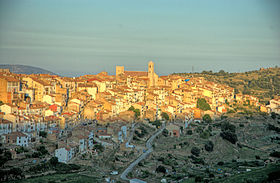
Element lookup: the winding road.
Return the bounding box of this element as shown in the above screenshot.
[120,123,165,181]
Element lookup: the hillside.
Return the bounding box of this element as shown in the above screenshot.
[173,67,280,104]
[0,64,57,75]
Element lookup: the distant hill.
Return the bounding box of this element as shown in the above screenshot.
[0,64,57,75]
[173,67,280,103]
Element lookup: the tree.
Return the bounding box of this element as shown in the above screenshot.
[161,112,169,121]
[203,114,212,123]
[39,131,47,138]
[187,130,193,135]
[271,112,277,119]
[221,122,236,133]
[128,106,135,111]
[134,109,140,119]
[220,122,238,144]
[205,141,214,152]
[191,147,200,157]
[49,157,58,166]
[220,131,238,144]
[128,106,140,119]
[156,165,167,174]
[197,98,211,111]
[200,131,210,139]
[162,129,169,137]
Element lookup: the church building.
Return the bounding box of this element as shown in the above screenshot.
[116,61,158,87]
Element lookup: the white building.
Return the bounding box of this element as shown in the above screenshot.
[55,147,75,163]
[0,119,13,135]
[3,132,29,147]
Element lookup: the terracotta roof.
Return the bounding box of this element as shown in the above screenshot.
[124,71,148,77]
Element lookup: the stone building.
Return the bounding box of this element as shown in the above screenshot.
[116,61,158,88]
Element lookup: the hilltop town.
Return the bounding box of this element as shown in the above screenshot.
[0,62,279,183]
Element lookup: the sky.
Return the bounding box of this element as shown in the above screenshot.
[0,0,279,76]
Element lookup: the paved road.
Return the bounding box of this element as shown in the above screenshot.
[120,124,165,181]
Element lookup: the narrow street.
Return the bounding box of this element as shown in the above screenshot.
[120,123,165,181]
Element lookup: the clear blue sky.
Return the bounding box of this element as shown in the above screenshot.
[0,0,279,76]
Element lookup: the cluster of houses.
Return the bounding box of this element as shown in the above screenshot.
[1,62,279,163]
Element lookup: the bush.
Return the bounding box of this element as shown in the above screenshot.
[49,157,58,166]
[221,122,236,133]
[203,114,212,123]
[220,131,238,144]
[269,151,280,158]
[197,98,211,111]
[39,131,47,138]
[268,124,280,133]
[187,130,193,135]
[162,129,169,137]
[271,112,277,119]
[200,131,210,139]
[205,141,214,152]
[161,112,169,121]
[156,165,167,174]
[191,147,200,157]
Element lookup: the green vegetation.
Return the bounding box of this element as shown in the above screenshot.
[213,164,280,183]
[39,131,47,138]
[161,112,169,121]
[94,143,104,153]
[204,141,214,152]
[191,147,200,157]
[200,130,210,139]
[197,98,211,111]
[0,167,24,181]
[220,122,238,144]
[31,145,48,158]
[128,106,140,119]
[15,146,28,154]
[150,120,162,128]
[8,172,101,183]
[203,114,212,123]
[0,149,12,167]
[162,129,169,137]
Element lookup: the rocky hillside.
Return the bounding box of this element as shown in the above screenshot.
[0,64,57,75]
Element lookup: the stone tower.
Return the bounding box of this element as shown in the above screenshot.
[116,66,124,76]
[148,61,155,87]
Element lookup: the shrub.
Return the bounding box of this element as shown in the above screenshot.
[269,151,280,158]
[205,141,214,152]
[161,112,169,121]
[162,129,169,137]
[197,98,211,111]
[39,131,47,138]
[203,114,212,123]
[200,131,210,139]
[156,165,167,174]
[187,130,193,135]
[220,131,238,144]
[221,122,236,133]
[271,112,277,119]
[191,147,200,157]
